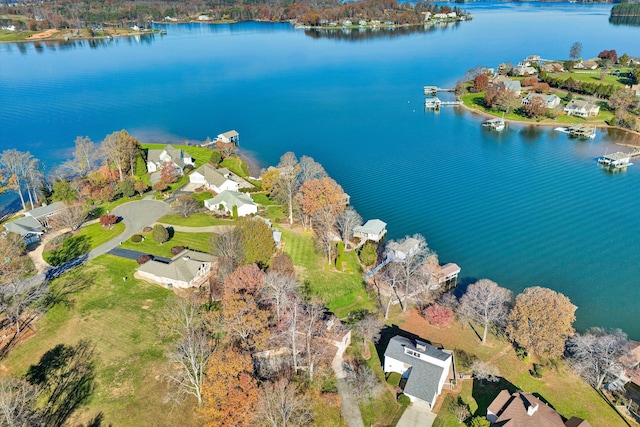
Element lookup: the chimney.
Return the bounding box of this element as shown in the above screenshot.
[415,340,427,352]
[527,403,539,416]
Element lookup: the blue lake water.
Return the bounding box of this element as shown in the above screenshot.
[1,2,639,338]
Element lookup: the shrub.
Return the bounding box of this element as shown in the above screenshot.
[152,181,168,192]
[142,226,153,233]
[171,245,185,255]
[152,224,170,244]
[210,150,222,165]
[131,234,144,243]
[530,363,546,378]
[386,372,401,387]
[136,254,152,264]
[522,76,538,87]
[183,164,194,174]
[358,242,377,267]
[423,303,454,327]
[470,416,490,427]
[454,349,478,371]
[335,241,345,271]
[397,394,411,407]
[99,214,118,228]
[516,347,530,362]
[232,205,238,220]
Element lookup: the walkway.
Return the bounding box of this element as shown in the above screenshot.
[331,341,364,427]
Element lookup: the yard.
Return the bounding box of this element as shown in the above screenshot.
[1,256,196,426]
[120,230,212,257]
[42,222,126,265]
[157,212,235,227]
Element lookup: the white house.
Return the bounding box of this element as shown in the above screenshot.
[353,219,387,242]
[490,75,521,96]
[386,237,421,261]
[215,130,239,145]
[136,249,215,289]
[522,93,561,109]
[189,164,239,193]
[564,99,600,118]
[514,65,538,76]
[383,336,453,409]
[204,190,257,217]
[146,145,194,174]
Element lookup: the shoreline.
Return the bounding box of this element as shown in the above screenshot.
[458,102,640,147]
[0,29,161,44]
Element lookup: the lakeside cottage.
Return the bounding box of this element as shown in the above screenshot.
[189,163,238,193]
[3,201,66,244]
[522,93,561,109]
[353,219,387,243]
[564,99,600,118]
[136,249,215,289]
[204,190,258,217]
[146,145,194,174]
[215,130,240,145]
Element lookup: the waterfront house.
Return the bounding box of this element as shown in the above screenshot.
[136,249,215,289]
[541,62,565,73]
[490,75,521,96]
[5,201,65,244]
[353,219,387,242]
[487,390,591,427]
[386,237,421,261]
[146,145,194,174]
[522,93,561,109]
[435,263,461,290]
[564,100,600,118]
[189,164,239,193]
[574,59,599,70]
[215,130,239,145]
[514,65,538,76]
[204,190,257,217]
[383,336,453,409]
[342,19,352,26]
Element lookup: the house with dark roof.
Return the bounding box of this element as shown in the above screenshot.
[353,219,387,242]
[383,335,453,409]
[136,249,215,289]
[189,164,239,194]
[146,145,194,174]
[487,390,591,427]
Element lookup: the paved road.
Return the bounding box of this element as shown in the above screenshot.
[331,342,365,427]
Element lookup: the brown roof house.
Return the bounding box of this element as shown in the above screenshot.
[487,390,591,427]
[136,249,215,289]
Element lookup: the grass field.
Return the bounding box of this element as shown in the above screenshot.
[220,155,250,177]
[157,212,234,227]
[2,256,196,427]
[43,222,126,264]
[547,71,627,87]
[281,227,376,318]
[140,143,215,168]
[121,230,212,257]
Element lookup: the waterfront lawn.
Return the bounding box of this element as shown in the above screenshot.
[2,256,196,427]
[157,212,234,227]
[401,312,627,427]
[547,71,626,88]
[0,30,34,42]
[141,143,214,168]
[121,231,212,257]
[281,228,375,318]
[220,155,250,177]
[252,192,277,206]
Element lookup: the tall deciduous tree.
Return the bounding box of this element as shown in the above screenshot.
[222,293,270,353]
[471,360,500,383]
[255,378,313,427]
[459,279,512,344]
[335,207,362,249]
[273,152,300,225]
[174,195,200,218]
[355,314,383,359]
[49,204,87,232]
[0,376,42,427]
[224,263,265,300]
[260,270,299,321]
[506,286,576,359]
[297,155,327,184]
[101,130,140,182]
[237,217,275,268]
[566,327,631,389]
[210,229,245,282]
[199,348,257,427]
[569,41,583,60]
[0,149,38,211]
[523,96,547,118]
[298,177,346,231]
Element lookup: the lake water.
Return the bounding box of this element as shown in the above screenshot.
[1,2,639,338]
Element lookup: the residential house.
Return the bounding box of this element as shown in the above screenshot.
[23,201,65,227]
[136,249,215,289]
[490,75,521,96]
[3,216,45,244]
[342,19,352,26]
[522,93,561,109]
[353,219,387,243]
[358,20,368,26]
[564,99,600,118]
[574,59,599,70]
[215,130,240,145]
[204,190,257,217]
[383,336,453,409]
[514,65,538,76]
[435,263,461,290]
[541,62,565,73]
[189,164,239,193]
[487,390,591,427]
[146,145,194,174]
[386,237,421,261]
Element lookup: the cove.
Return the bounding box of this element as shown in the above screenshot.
[1,2,639,338]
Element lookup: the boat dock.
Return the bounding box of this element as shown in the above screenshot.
[598,152,633,169]
[424,97,461,110]
[424,86,455,95]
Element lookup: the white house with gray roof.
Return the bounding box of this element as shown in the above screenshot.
[490,75,521,96]
[215,130,239,145]
[204,190,257,217]
[522,93,561,109]
[190,164,239,193]
[146,145,194,174]
[4,201,66,244]
[564,99,600,118]
[353,219,387,242]
[136,249,215,289]
[384,335,453,409]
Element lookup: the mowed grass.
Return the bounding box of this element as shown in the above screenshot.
[220,155,250,177]
[141,143,214,168]
[121,231,212,257]
[362,342,404,425]
[2,256,197,426]
[547,71,626,87]
[281,228,375,318]
[157,212,235,227]
[42,222,126,263]
[400,313,627,427]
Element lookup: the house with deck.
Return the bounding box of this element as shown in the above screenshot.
[435,263,461,290]
[564,100,600,118]
[383,335,453,409]
[136,249,215,289]
[190,163,239,193]
[353,219,387,243]
[146,145,194,174]
[215,130,240,145]
[522,93,561,109]
[204,190,257,217]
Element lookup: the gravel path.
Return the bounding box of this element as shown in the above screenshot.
[331,341,365,427]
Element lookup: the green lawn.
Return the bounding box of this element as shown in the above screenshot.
[281,228,375,318]
[547,71,626,87]
[252,192,276,206]
[2,256,196,426]
[157,212,234,227]
[43,222,126,264]
[362,342,405,425]
[220,155,250,177]
[141,143,214,168]
[121,230,212,257]
[0,30,34,42]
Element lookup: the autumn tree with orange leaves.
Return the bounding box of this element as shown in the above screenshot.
[298,177,346,231]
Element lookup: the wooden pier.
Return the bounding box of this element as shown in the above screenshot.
[424,86,455,95]
[424,97,461,110]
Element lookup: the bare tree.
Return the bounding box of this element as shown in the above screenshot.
[569,41,583,61]
[0,376,41,427]
[471,360,500,383]
[162,299,215,405]
[459,279,513,344]
[173,195,200,218]
[313,216,337,266]
[209,229,245,282]
[49,204,87,232]
[355,314,383,358]
[346,363,381,413]
[73,136,100,176]
[260,271,299,322]
[297,155,327,184]
[100,130,139,182]
[1,149,30,210]
[299,299,327,380]
[566,327,631,389]
[255,378,313,427]
[335,207,362,249]
[0,277,48,336]
[274,152,299,225]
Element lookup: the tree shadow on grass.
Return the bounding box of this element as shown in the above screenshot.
[470,377,518,417]
[41,270,96,309]
[47,235,91,266]
[26,339,96,427]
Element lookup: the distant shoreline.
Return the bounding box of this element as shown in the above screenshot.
[0,28,161,44]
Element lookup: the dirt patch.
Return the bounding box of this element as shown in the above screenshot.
[27,29,58,40]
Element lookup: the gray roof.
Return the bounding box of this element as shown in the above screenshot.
[194,164,232,188]
[206,190,255,209]
[3,215,44,237]
[137,249,215,283]
[384,336,451,404]
[24,201,65,219]
[219,130,239,138]
[148,145,187,168]
[565,99,596,110]
[354,219,387,235]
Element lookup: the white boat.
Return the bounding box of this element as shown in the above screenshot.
[482,116,505,131]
